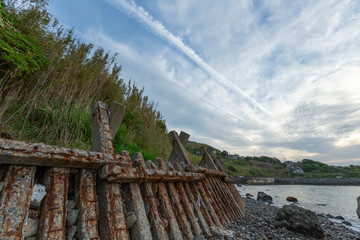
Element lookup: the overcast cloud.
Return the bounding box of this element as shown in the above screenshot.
[49,0,360,165]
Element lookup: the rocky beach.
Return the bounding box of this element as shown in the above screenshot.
[206,197,360,240]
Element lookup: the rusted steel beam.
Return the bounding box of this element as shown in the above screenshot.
[37,167,69,239]
[202,178,231,226]
[168,131,193,165]
[200,178,230,227]
[155,158,194,240]
[207,147,225,172]
[216,178,241,219]
[135,154,168,240]
[76,169,100,239]
[188,182,215,229]
[0,138,130,169]
[208,177,237,221]
[227,183,245,217]
[100,164,205,183]
[0,165,35,239]
[173,162,211,236]
[91,101,130,240]
[147,160,183,240]
[168,131,189,163]
[195,168,227,178]
[109,101,126,138]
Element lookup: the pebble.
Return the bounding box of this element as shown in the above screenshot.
[30,184,46,208]
[66,209,79,227]
[126,211,137,229]
[24,218,38,238]
[205,198,360,240]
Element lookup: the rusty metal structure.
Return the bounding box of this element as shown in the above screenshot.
[0,101,245,239]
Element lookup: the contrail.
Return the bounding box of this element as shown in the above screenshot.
[106,0,273,117]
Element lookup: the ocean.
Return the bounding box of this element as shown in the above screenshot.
[236,184,360,232]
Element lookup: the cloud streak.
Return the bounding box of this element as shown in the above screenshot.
[106,0,273,118]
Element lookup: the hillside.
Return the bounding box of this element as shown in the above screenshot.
[186,141,360,179]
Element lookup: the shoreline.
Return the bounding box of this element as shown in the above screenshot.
[207,197,360,239]
[235,177,360,186]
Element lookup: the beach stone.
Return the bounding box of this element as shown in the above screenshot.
[24,218,39,238]
[286,196,298,202]
[326,214,335,219]
[357,196,360,219]
[67,200,76,210]
[30,184,47,208]
[126,211,137,229]
[257,192,273,204]
[334,215,345,220]
[342,221,352,226]
[66,209,79,227]
[246,193,254,198]
[28,208,40,219]
[67,225,77,239]
[275,204,324,238]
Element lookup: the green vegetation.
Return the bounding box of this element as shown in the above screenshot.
[0,0,171,159]
[186,141,360,179]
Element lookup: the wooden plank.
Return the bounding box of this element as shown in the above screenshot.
[155,158,194,240]
[37,167,69,239]
[91,101,130,240]
[0,165,35,239]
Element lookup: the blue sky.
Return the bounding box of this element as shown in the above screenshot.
[48,0,360,165]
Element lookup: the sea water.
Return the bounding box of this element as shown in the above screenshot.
[237,185,360,232]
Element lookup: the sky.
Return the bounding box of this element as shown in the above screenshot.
[48,0,360,166]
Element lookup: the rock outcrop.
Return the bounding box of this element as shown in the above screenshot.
[257,192,272,204]
[275,204,324,238]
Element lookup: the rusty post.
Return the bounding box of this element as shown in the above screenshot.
[37,167,69,239]
[173,162,211,236]
[0,165,35,239]
[168,131,193,166]
[134,153,168,240]
[109,101,126,138]
[91,101,130,240]
[155,158,194,240]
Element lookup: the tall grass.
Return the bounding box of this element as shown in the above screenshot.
[0,0,171,159]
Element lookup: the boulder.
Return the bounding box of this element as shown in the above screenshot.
[24,218,39,238]
[126,211,137,229]
[357,196,360,219]
[66,209,79,227]
[246,193,254,198]
[343,221,352,226]
[30,184,47,208]
[257,192,273,204]
[275,204,324,238]
[286,196,298,202]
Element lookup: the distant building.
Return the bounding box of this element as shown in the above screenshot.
[230,154,240,159]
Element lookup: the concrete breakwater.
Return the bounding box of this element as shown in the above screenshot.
[236,176,360,185]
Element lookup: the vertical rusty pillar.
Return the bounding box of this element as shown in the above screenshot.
[90,101,130,240]
[155,158,194,240]
[134,154,168,240]
[173,162,211,236]
[227,183,245,217]
[38,167,69,239]
[147,160,183,240]
[0,165,35,239]
[217,178,244,218]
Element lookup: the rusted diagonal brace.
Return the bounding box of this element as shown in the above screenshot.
[156,158,194,240]
[100,164,205,183]
[0,165,35,239]
[0,138,130,169]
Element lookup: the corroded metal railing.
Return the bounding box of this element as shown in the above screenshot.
[0,101,245,239]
